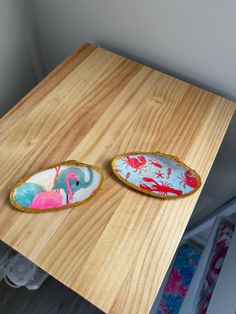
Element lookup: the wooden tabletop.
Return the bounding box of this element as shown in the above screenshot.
[0,43,235,314]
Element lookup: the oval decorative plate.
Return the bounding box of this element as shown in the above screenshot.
[111,152,201,199]
[10,160,104,212]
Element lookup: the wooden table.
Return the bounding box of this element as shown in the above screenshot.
[0,43,235,314]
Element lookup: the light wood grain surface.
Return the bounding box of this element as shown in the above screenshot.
[0,43,235,314]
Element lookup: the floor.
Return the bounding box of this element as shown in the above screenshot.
[0,276,103,314]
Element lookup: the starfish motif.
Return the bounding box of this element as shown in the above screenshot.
[156,171,164,179]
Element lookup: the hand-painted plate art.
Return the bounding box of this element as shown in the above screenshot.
[111,152,201,199]
[10,160,104,212]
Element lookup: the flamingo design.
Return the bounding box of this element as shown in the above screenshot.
[14,172,79,210]
[29,190,63,209]
[53,167,93,203]
[29,172,79,209]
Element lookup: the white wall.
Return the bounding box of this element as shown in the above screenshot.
[0,0,45,117]
[189,112,236,226]
[32,0,236,100]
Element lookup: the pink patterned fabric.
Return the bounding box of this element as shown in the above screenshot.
[197,221,234,313]
[158,244,201,314]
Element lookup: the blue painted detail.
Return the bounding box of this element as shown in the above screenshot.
[53,167,93,196]
[13,182,45,207]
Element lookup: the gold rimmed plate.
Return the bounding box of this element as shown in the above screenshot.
[10,160,104,213]
[111,152,201,199]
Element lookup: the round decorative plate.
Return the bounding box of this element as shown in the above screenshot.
[111,152,201,199]
[10,160,104,212]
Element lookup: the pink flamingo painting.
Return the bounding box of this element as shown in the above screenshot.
[29,172,79,209]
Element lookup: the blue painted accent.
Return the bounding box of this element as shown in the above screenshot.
[13,182,45,207]
[53,167,93,196]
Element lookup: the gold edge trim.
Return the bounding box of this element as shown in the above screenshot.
[111,151,202,200]
[10,160,104,213]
